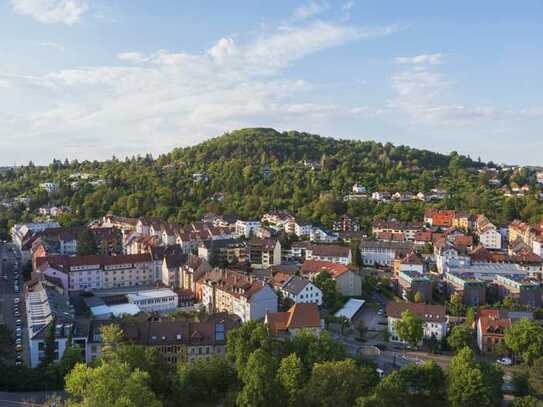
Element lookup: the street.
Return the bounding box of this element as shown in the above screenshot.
[0,242,27,367]
[330,291,455,373]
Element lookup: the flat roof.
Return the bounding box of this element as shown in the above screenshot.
[334,298,365,320]
[108,303,140,316]
[127,288,177,301]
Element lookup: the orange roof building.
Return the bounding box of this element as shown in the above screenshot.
[265,303,322,336]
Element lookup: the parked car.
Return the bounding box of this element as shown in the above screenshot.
[13,298,20,303]
[16,319,22,326]
[497,357,513,366]
[15,344,23,352]
[14,311,20,318]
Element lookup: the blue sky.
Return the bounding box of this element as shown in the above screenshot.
[1,1,542,165]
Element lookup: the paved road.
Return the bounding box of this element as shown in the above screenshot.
[0,391,65,406]
[0,243,26,367]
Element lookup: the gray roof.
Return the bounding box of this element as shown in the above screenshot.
[282,276,311,295]
[359,240,414,250]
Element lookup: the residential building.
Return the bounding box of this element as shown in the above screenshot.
[200,269,278,322]
[424,209,456,228]
[161,252,187,288]
[235,220,261,238]
[494,274,542,308]
[306,244,351,265]
[371,191,391,202]
[248,238,281,268]
[310,225,338,242]
[11,221,60,249]
[397,270,433,303]
[434,240,470,274]
[386,303,448,344]
[359,240,413,266]
[444,271,487,306]
[300,260,362,296]
[179,256,212,297]
[352,183,367,194]
[332,215,360,233]
[265,303,323,337]
[40,182,59,194]
[197,238,245,265]
[262,211,296,229]
[393,250,425,275]
[372,220,421,241]
[120,316,239,365]
[26,277,90,368]
[278,275,322,306]
[35,254,157,291]
[293,219,313,238]
[476,309,511,353]
[475,215,502,250]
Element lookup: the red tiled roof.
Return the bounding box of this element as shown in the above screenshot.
[478,309,511,336]
[267,303,321,335]
[300,260,349,278]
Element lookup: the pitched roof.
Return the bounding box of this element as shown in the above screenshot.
[386,302,446,323]
[266,303,321,335]
[300,260,349,278]
[281,276,311,295]
[38,253,153,271]
[478,309,511,336]
[165,253,188,269]
[310,244,350,258]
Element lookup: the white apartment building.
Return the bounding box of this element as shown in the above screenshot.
[386,303,448,344]
[36,254,157,291]
[280,276,323,306]
[40,182,59,194]
[201,270,277,322]
[11,221,60,249]
[235,220,261,238]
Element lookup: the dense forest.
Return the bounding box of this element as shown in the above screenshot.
[0,128,541,239]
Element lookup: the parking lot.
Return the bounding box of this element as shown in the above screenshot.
[0,243,26,367]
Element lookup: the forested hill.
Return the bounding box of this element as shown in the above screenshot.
[0,128,541,239]
[167,128,472,170]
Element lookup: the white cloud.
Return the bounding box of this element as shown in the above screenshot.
[11,0,90,25]
[37,41,65,51]
[117,52,149,64]
[0,19,399,162]
[395,53,444,65]
[292,1,330,21]
[208,38,238,62]
[390,60,543,125]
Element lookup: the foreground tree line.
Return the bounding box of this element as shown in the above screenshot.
[22,320,543,407]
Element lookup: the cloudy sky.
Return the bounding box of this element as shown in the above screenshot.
[1,0,542,165]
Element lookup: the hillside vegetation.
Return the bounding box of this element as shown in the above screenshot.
[0,128,541,238]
